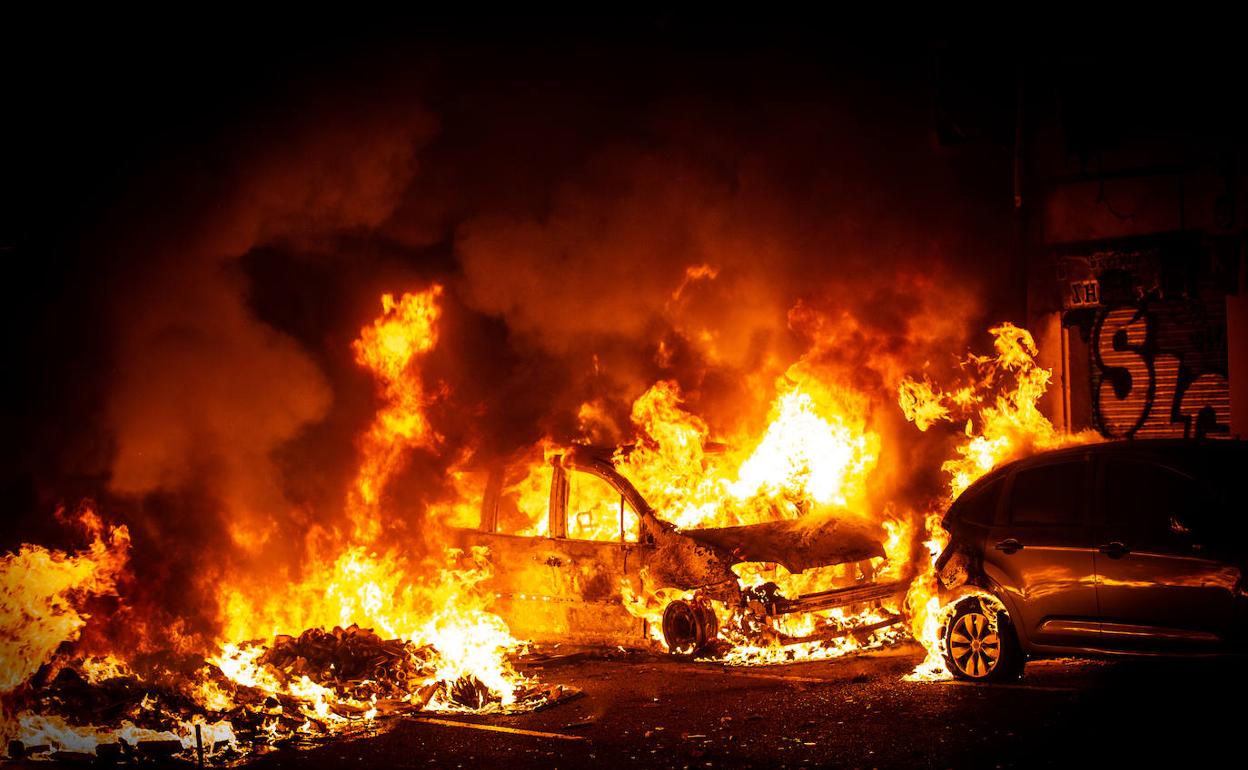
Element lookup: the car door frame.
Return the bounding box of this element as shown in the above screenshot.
[1090,451,1238,650]
[982,452,1102,652]
[461,455,655,647]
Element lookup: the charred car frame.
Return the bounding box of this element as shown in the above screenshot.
[450,447,909,653]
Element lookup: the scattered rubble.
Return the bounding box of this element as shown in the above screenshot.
[3,625,579,763]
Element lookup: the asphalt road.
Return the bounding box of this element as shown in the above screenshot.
[248,643,1247,769]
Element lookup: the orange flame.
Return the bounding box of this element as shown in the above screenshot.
[218,283,535,712]
[0,504,129,693]
[4,295,1114,758]
[613,377,879,532]
[347,285,444,542]
[1,285,550,759]
[608,376,902,663]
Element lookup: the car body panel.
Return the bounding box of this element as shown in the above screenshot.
[1092,453,1241,649]
[452,530,651,647]
[680,516,884,574]
[983,456,1101,648]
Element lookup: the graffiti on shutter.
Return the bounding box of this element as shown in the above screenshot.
[1090,298,1230,439]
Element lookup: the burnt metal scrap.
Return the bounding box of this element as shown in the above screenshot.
[637,512,741,604]
[680,515,885,574]
[260,625,436,703]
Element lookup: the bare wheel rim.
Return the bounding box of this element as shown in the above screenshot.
[948,612,1001,678]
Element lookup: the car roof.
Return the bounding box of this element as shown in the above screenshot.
[1004,438,1245,466]
[951,438,1246,506]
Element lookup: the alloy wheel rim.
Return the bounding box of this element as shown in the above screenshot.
[949,612,1000,678]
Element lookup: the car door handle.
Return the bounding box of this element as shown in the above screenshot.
[1098,541,1130,559]
[994,538,1023,554]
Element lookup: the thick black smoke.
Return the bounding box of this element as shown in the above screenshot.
[3,25,1019,647]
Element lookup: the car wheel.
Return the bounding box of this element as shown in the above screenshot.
[941,596,1023,681]
[661,597,719,655]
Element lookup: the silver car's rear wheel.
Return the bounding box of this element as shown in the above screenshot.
[948,611,1000,678]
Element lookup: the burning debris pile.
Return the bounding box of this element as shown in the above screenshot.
[0,506,576,762]
[0,286,576,762]
[255,625,430,704]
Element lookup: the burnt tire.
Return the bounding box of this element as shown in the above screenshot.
[661,598,719,655]
[941,596,1024,682]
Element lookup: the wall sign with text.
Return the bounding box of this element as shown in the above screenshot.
[1057,249,1160,310]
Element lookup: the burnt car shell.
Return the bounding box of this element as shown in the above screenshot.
[450,446,889,647]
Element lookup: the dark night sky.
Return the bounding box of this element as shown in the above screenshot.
[2,18,1244,550]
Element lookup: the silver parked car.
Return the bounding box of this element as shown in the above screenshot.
[934,439,1248,680]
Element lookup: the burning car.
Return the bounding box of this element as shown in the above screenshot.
[449,445,911,655]
[933,439,1248,681]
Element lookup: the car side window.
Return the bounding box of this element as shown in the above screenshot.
[952,476,1005,526]
[566,471,640,543]
[1008,461,1085,526]
[495,462,553,537]
[1103,459,1203,553]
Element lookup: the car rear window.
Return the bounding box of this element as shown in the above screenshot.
[1103,459,1205,551]
[1008,461,1086,526]
[1176,445,1248,517]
